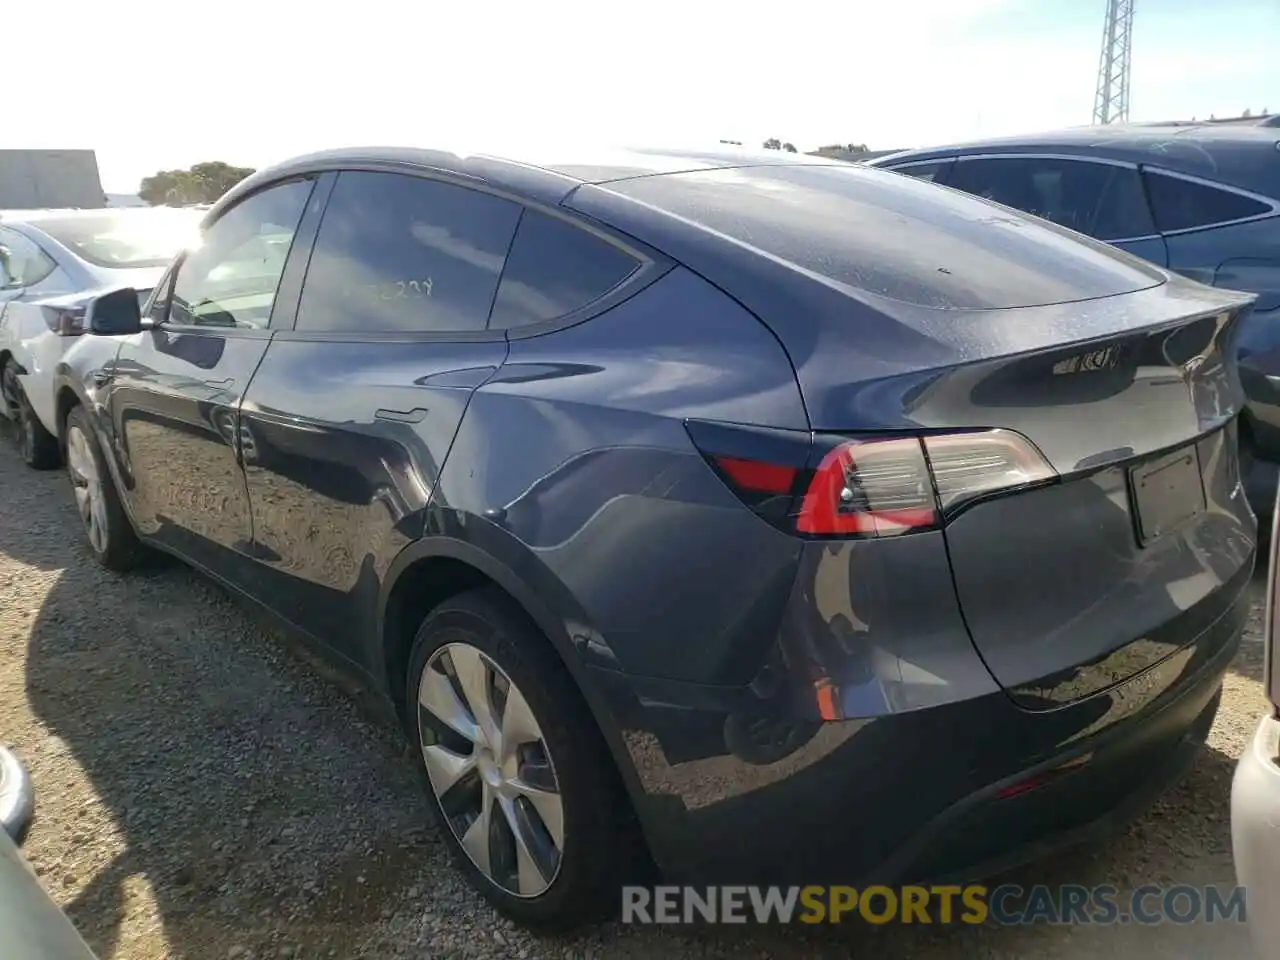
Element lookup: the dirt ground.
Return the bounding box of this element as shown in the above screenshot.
[0,439,1267,959]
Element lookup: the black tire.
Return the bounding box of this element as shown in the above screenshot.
[406,586,644,930]
[63,405,146,571]
[2,361,59,470]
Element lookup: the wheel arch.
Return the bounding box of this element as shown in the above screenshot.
[0,349,14,412]
[54,381,84,444]
[377,531,653,837]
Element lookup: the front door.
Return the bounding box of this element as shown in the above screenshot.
[238,169,523,666]
[102,177,317,578]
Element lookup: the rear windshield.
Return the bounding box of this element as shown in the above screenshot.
[606,164,1165,310]
[35,209,201,269]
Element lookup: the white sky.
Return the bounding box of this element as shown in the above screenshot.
[10,0,1277,191]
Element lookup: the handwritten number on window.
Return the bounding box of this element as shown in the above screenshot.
[344,279,434,301]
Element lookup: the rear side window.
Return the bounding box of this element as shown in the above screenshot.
[489,210,641,330]
[605,164,1163,311]
[1143,171,1273,233]
[0,226,57,289]
[296,171,522,334]
[948,157,1154,242]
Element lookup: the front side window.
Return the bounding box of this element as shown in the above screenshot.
[949,157,1154,242]
[295,171,522,334]
[169,179,313,329]
[1144,171,1273,233]
[889,160,952,184]
[489,210,641,330]
[0,226,58,289]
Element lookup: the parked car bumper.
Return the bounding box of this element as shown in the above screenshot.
[0,745,34,844]
[1232,713,1280,951]
[0,746,99,959]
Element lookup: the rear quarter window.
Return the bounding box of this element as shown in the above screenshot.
[0,227,57,288]
[1143,170,1275,233]
[604,164,1164,311]
[488,210,641,330]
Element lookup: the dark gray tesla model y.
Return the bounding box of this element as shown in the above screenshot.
[49,145,1256,929]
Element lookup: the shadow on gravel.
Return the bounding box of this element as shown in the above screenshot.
[1230,561,1269,684]
[0,445,443,959]
[0,432,1261,960]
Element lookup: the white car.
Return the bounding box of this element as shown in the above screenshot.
[0,207,201,467]
[1232,486,1280,954]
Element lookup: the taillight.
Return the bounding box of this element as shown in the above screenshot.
[40,304,86,336]
[686,419,1057,539]
[797,436,936,536]
[922,429,1057,514]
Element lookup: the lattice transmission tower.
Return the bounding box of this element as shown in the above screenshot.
[1092,0,1135,125]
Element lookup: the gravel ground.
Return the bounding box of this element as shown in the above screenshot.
[0,434,1269,960]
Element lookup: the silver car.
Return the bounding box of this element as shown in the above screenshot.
[0,207,201,468]
[1232,485,1280,953]
[1,745,98,959]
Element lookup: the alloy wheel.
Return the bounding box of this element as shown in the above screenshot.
[417,642,565,898]
[16,402,35,463]
[1,367,29,460]
[66,425,108,554]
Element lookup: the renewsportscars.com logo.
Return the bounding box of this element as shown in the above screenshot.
[622,884,1249,925]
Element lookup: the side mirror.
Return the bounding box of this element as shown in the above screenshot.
[86,287,145,336]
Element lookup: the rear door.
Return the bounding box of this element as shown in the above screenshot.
[102,176,320,580]
[1142,167,1280,463]
[238,169,520,668]
[948,154,1169,267]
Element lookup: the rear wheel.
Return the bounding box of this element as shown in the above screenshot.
[406,587,641,930]
[64,405,146,571]
[2,361,59,470]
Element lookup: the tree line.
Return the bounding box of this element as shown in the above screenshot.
[138,162,255,206]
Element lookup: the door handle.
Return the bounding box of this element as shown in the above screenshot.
[203,377,234,390]
[91,369,113,387]
[375,407,429,424]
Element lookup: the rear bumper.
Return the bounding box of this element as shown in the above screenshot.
[0,746,34,845]
[1231,713,1280,952]
[594,567,1245,885]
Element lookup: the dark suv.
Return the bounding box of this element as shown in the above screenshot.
[54,146,1256,928]
[869,124,1280,514]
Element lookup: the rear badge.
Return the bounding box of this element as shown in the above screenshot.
[1052,344,1122,375]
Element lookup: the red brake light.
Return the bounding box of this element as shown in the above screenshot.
[796,437,936,537]
[687,419,1057,539]
[712,456,797,495]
